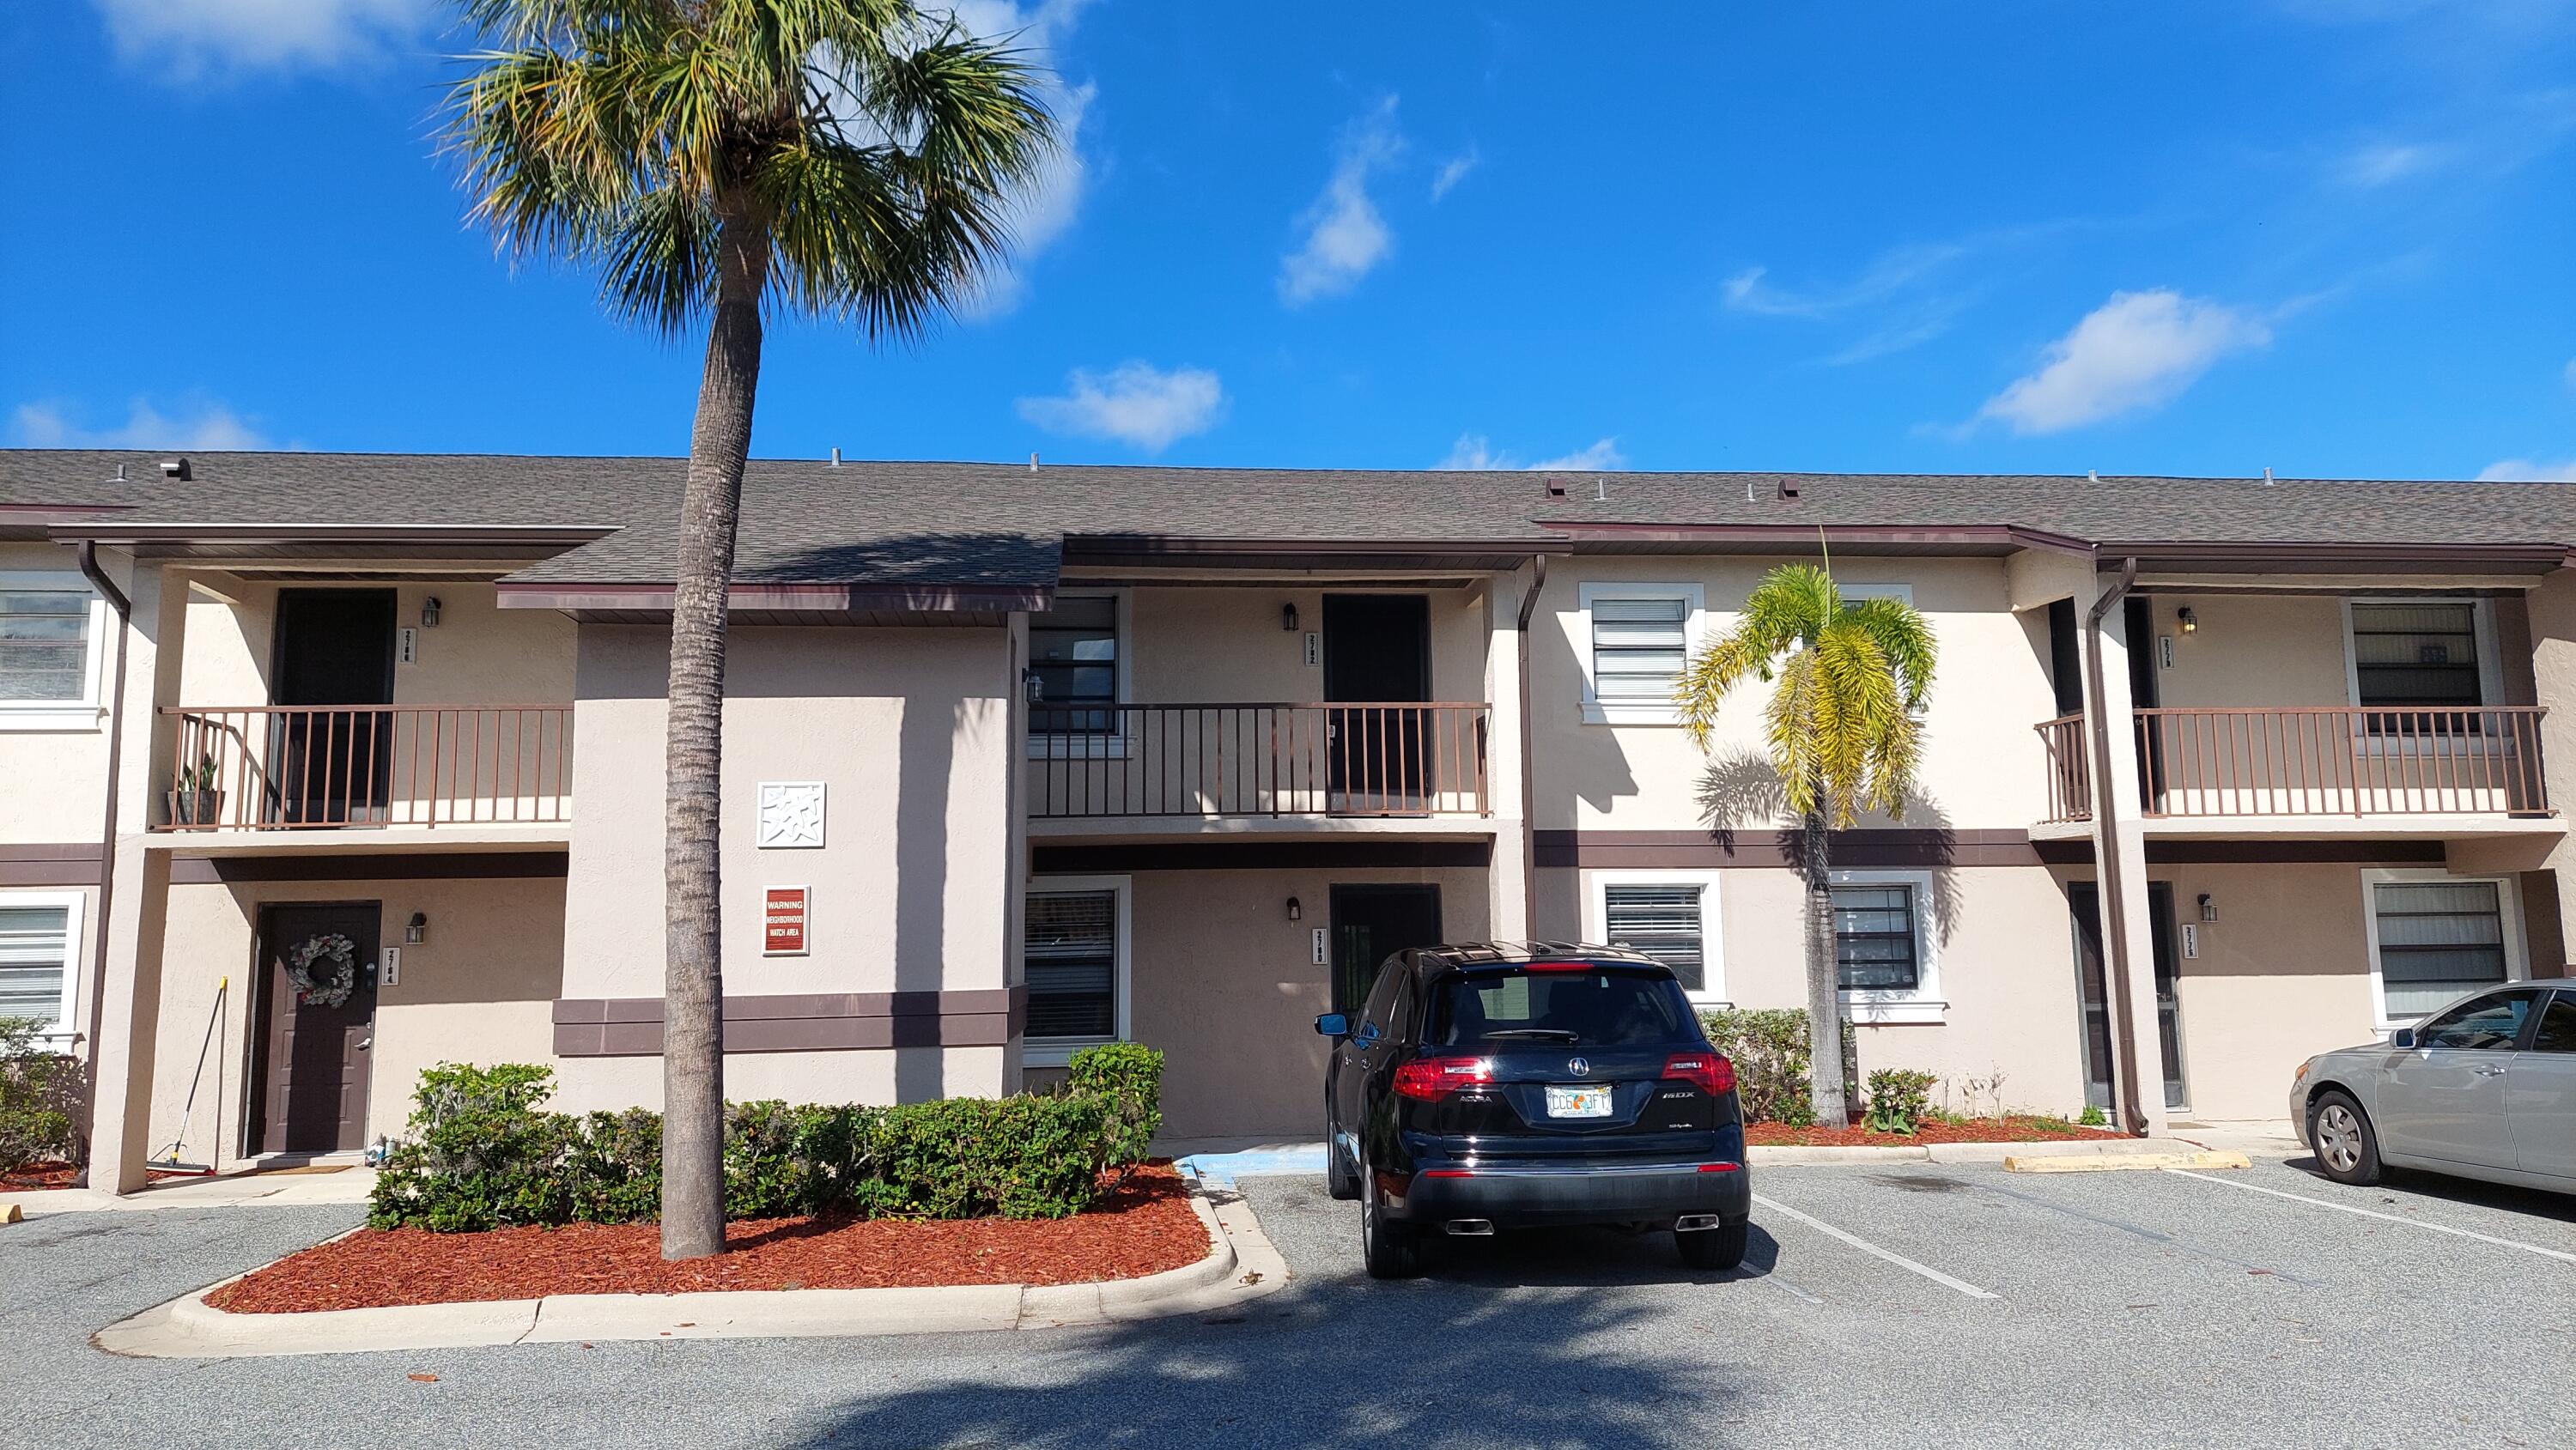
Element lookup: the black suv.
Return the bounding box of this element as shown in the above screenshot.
[1316,941,1751,1278]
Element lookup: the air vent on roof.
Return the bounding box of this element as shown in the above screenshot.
[2263,467,2275,487]
[1544,476,1566,498]
[161,458,191,482]
[829,447,841,466]
[1778,479,1801,500]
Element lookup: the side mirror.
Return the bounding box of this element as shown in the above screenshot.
[1315,1012,1350,1038]
[2389,1026,2417,1050]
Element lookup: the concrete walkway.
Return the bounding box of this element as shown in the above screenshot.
[2,1167,377,1218]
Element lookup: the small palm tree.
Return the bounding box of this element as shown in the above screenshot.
[448,0,1054,1260]
[1676,562,1936,1126]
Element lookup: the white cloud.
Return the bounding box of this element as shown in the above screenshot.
[1721,243,1967,320]
[2563,357,2576,392]
[2339,141,2449,187]
[1434,434,1626,471]
[1279,97,1404,305]
[1430,148,1479,202]
[1016,363,1224,452]
[90,0,433,74]
[941,0,1099,314]
[12,397,270,452]
[1972,290,2272,435]
[2476,457,2576,482]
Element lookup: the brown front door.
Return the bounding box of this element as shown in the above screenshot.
[253,902,380,1155]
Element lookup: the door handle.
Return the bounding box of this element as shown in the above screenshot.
[2471,1065,2505,1077]
[355,1036,372,1051]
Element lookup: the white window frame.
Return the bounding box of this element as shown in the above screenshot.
[1830,867,1945,1025]
[2340,597,2504,712]
[1025,590,1132,760]
[0,889,85,1043]
[1021,873,1131,1068]
[1583,868,1728,1006]
[0,572,110,731]
[1577,581,1704,725]
[2358,868,2528,1034]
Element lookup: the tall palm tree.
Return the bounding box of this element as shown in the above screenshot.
[1675,561,1936,1126]
[448,0,1054,1259]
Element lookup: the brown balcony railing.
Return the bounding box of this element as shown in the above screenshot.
[158,705,573,829]
[1029,702,1490,819]
[2035,706,2549,823]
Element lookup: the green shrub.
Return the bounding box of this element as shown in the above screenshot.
[563,1107,663,1223]
[1698,1008,1856,1125]
[0,1017,79,1175]
[725,1100,873,1220]
[1066,1041,1163,1168]
[1862,1068,1939,1135]
[854,1093,1111,1220]
[2077,1102,2109,1127]
[368,1062,572,1231]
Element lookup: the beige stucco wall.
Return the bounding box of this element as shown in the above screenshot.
[1113,864,1491,1141]
[2146,593,2351,708]
[1119,585,1488,704]
[1529,555,2057,834]
[143,873,566,1168]
[554,1047,1006,1116]
[556,623,1015,1111]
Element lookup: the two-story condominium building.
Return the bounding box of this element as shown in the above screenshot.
[6,450,2573,1191]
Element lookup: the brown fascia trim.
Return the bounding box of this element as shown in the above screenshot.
[1063,535,1574,561]
[2100,540,2575,573]
[552,987,1027,1056]
[167,852,568,884]
[1532,828,2041,869]
[45,522,621,548]
[2031,839,2448,866]
[1034,839,1493,873]
[0,502,132,517]
[493,580,1054,614]
[1537,522,2096,555]
[0,844,106,888]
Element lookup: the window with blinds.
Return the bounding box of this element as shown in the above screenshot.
[2350,603,2481,709]
[1832,883,1920,992]
[1603,883,1705,992]
[1591,596,1691,707]
[0,589,91,703]
[0,903,71,1030]
[2372,879,2508,1020]
[1024,890,1117,1041]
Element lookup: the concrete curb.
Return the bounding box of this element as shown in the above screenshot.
[1749,1137,2200,1167]
[94,1176,1289,1360]
[2003,1150,2254,1174]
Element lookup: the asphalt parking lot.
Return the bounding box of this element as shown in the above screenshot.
[2,1156,2568,1449]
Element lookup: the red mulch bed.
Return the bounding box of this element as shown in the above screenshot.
[0,1162,200,1191]
[207,1163,1208,1314]
[1747,1114,2125,1148]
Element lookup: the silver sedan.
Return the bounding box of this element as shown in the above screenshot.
[2290,983,2575,1194]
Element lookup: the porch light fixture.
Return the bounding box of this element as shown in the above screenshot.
[1282,603,1299,633]
[421,597,443,628]
[404,912,429,945]
[2176,606,2196,634]
[1285,896,1303,922]
[2197,895,2216,923]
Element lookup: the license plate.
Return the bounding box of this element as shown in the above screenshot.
[1545,1085,1613,1119]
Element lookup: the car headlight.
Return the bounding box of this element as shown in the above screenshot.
[2292,1058,2312,1085]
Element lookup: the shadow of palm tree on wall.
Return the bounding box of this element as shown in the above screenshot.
[1693,748,1961,949]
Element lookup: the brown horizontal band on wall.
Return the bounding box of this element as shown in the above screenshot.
[1533,828,2040,870]
[2031,838,2450,866]
[167,851,572,884]
[0,845,106,888]
[1032,839,1493,873]
[551,987,1028,1058]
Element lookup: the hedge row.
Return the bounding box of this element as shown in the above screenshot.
[369,1042,1163,1233]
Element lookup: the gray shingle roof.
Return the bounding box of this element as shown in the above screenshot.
[6,449,2573,587]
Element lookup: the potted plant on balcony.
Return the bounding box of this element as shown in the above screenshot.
[171,751,223,828]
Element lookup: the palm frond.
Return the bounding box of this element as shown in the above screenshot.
[1846,594,1939,711]
[598,185,720,336]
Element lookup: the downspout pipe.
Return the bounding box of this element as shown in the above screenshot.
[1513,555,1548,940]
[72,541,132,1187]
[2081,555,2148,1137]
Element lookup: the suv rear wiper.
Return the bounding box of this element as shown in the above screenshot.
[1479,1028,1581,1041]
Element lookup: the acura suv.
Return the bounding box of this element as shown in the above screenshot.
[1316,942,1752,1278]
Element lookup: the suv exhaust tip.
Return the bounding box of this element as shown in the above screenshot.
[1444,1219,1496,1237]
[1674,1214,1722,1233]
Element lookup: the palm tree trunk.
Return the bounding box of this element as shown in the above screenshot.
[660,208,769,1263]
[1799,806,1850,1126]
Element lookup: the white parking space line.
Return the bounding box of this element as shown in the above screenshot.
[1751,1192,2001,1301]
[2164,1168,2576,1267]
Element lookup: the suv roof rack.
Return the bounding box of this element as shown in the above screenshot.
[1412,940,1663,972]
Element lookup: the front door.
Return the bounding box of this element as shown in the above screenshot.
[1329,883,1443,1017]
[253,902,380,1155]
[1322,594,1431,810]
[270,589,397,825]
[2069,882,2187,1113]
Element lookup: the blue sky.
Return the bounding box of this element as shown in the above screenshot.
[3,1,2572,481]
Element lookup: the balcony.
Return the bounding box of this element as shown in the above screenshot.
[1028,702,1490,822]
[2038,707,2549,825]
[157,705,573,831]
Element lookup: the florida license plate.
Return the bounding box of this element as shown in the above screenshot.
[1545,1085,1613,1119]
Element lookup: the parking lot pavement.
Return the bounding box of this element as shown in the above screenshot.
[3,1158,2568,1450]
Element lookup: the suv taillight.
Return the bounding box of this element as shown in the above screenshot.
[1663,1053,1737,1095]
[1393,1056,1494,1100]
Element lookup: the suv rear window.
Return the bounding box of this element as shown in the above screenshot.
[1425,966,1694,1048]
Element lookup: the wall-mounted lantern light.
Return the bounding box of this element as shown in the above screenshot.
[2197,894,2217,923]
[1281,603,1299,633]
[404,912,430,945]
[2176,606,2197,634]
[1285,896,1303,922]
[421,597,443,628]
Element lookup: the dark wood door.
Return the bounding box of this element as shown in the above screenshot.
[2068,882,2186,1114]
[1328,883,1443,1016]
[254,903,380,1155]
[1322,594,1432,806]
[270,590,397,824]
